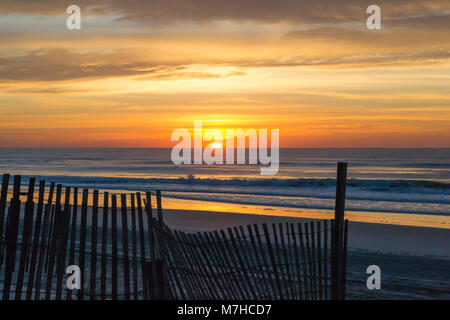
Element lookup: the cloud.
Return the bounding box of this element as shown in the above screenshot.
[0,49,184,81]
[1,0,449,24]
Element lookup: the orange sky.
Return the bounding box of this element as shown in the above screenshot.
[0,0,449,147]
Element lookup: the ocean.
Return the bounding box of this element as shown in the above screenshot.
[0,148,449,225]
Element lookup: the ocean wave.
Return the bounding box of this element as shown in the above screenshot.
[9,173,450,191]
[13,175,450,193]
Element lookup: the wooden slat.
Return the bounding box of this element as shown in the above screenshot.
[271,223,285,299]
[44,188,59,273]
[237,226,264,299]
[203,231,238,300]
[55,187,71,300]
[199,231,230,299]
[66,187,78,300]
[120,194,131,300]
[172,230,201,299]
[100,192,109,300]
[144,192,155,262]
[289,223,303,300]
[14,177,35,300]
[316,221,323,299]
[246,225,271,299]
[181,232,211,299]
[278,223,294,299]
[222,229,251,300]
[234,226,261,299]
[226,228,255,299]
[171,231,200,299]
[2,175,21,300]
[157,225,176,299]
[130,194,138,299]
[324,220,328,300]
[253,224,276,299]
[34,181,55,300]
[310,222,318,300]
[155,190,170,299]
[144,192,160,299]
[297,223,310,300]
[284,223,296,299]
[187,233,218,299]
[26,179,46,300]
[135,192,148,300]
[213,230,246,299]
[341,219,349,299]
[262,223,282,300]
[330,219,336,300]
[76,189,88,300]
[45,184,62,300]
[0,173,10,267]
[111,195,118,300]
[89,190,99,300]
[304,222,315,299]
[163,227,189,299]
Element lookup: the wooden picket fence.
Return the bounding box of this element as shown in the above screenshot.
[0,163,349,300]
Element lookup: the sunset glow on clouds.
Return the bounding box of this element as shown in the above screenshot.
[0,0,449,147]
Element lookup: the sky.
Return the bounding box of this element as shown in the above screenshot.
[0,0,449,148]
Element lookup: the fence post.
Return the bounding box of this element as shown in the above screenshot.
[332,162,347,300]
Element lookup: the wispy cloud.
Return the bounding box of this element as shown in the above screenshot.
[2,0,449,24]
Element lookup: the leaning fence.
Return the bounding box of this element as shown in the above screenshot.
[0,163,349,300]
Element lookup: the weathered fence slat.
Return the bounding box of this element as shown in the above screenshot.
[237,225,264,299]
[55,187,71,300]
[0,173,10,268]
[279,223,294,299]
[2,175,21,300]
[290,223,303,300]
[173,230,201,299]
[324,220,329,300]
[45,184,62,300]
[310,222,318,300]
[100,192,109,300]
[204,231,237,300]
[111,195,118,300]
[77,189,88,300]
[316,221,323,300]
[228,227,256,300]
[130,194,139,299]
[66,187,78,300]
[120,194,131,300]
[34,181,55,300]
[164,227,188,299]
[136,192,148,300]
[247,225,271,299]
[89,190,99,299]
[15,177,35,300]
[297,222,311,300]
[26,179,45,300]
[262,223,282,300]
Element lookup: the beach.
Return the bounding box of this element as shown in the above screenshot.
[161,208,450,258]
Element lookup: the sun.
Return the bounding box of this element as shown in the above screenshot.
[211,142,222,149]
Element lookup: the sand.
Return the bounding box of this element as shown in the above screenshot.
[161,208,450,259]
